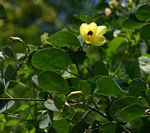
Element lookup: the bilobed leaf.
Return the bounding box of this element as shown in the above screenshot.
[140,24,150,40]
[109,96,141,118]
[32,48,72,71]
[38,71,69,94]
[95,76,125,97]
[0,4,6,19]
[117,104,146,122]
[135,3,150,22]
[53,119,69,133]
[49,31,80,50]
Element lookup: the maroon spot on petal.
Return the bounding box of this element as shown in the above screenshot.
[87,31,93,36]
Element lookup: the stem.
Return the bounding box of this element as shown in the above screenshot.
[0,98,45,101]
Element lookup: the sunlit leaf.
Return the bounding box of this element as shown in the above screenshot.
[39,113,51,129]
[0,100,15,113]
[49,31,80,50]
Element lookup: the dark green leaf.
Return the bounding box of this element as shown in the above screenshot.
[91,61,108,77]
[2,46,15,59]
[0,80,4,96]
[4,64,16,82]
[140,24,150,40]
[123,15,145,29]
[135,3,150,22]
[0,100,15,113]
[127,79,147,97]
[0,4,6,19]
[99,122,124,133]
[124,59,141,79]
[38,71,69,94]
[49,31,80,50]
[71,121,89,133]
[53,119,69,133]
[117,104,146,122]
[95,76,125,97]
[109,96,141,118]
[32,48,72,71]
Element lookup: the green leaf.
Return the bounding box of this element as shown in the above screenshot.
[44,99,59,112]
[6,119,19,126]
[38,71,69,94]
[32,48,71,71]
[71,121,89,133]
[0,4,6,19]
[140,24,150,40]
[117,104,146,122]
[53,119,69,133]
[95,76,125,97]
[99,122,124,133]
[127,79,147,97]
[78,80,92,95]
[49,31,80,50]
[4,64,16,82]
[39,113,51,129]
[91,61,108,77]
[125,59,141,79]
[0,100,15,113]
[135,3,150,22]
[2,46,15,59]
[0,80,4,96]
[123,15,144,29]
[109,96,141,118]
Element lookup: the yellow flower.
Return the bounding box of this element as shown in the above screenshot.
[80,22,107,46]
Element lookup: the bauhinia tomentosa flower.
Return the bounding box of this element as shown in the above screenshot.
[80,22,107,46]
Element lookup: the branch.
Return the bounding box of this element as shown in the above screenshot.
[0,98,45,101]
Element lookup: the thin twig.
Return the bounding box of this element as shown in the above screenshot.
[0,98,45,101]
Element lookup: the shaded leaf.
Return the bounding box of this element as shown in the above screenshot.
[99,122,124,133]
[0,100,15,113]
[135,3,150,22]
[0,4,6,19]
[32,48,71,71]
[140,24,150,40]
[91,61,108,77]
[38,71,69,94]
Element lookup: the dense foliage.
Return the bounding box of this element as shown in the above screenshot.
[0,0,150,132]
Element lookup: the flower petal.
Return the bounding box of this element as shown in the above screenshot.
[91,36,106,46]
[96,26,107,35]
[80,23,89,41]
[89,22,97,36]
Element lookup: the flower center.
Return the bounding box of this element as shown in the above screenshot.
[87,31,93,36]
